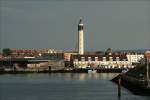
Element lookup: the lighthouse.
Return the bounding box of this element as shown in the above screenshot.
[78,19,84,55]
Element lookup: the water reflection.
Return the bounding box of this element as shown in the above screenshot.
[62,73,119,81]
[0,73,150,100]
[0,73,119,83]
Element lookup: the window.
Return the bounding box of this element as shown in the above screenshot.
[81,57,85,61]
[103,57,106,61]
[123,59,126,61]
[116,57,120,61]
[109,57,113,61]
[88,57,92,61]
[95,57,98,61]
[74,59,78,62]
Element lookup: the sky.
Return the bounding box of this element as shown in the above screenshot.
[0,0,150,51]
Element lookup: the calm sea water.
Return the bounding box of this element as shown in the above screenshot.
[0,73,150,100]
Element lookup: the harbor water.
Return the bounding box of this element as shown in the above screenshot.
[0,73,150,100]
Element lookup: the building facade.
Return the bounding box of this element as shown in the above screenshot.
[126,53,144,64]
[70,54,133,69]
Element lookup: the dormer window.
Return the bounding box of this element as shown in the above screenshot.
[123,59,126,61]
[109,57,113,61]
[88,57,92,61]
[74,59,78,62]
[81,57,85,61]
[116,57,120,61]
[95,57,98,61]
[103,57,106,61]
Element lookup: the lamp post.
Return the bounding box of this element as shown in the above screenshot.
[145,51,150,87]
[146,57,149,79]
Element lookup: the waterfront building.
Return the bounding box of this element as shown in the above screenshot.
[126,53,144,64]
[70,54,132,69]
[11,49,38,57]
[6,48,63,58]
[63,51,78,67]
[27,60,64,70]
[64,52,78,61]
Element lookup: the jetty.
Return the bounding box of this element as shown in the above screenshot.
[112,63,150,96]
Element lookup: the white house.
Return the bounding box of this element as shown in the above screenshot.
[71,54,133,69]
[126,53,144,64]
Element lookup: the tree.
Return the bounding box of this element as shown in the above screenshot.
[96,51,104,54]
[105,48,112,55]
[2,48,12,56]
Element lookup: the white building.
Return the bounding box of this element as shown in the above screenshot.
[126,53,144,64]
[71,54,133,69]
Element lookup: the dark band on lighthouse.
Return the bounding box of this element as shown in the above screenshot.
[78,25,83,30]
[78,19,83,30]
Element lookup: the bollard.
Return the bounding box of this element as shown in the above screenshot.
[48,66,51,71]
[118,76,121,99]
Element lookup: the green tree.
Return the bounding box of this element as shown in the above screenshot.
[2,48,12,56]
[105,48,112,55]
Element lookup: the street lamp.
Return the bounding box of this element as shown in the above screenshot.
[145,51,150,87]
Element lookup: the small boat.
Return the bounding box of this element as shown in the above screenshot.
[88,69,97,73]
[121,68,129,73]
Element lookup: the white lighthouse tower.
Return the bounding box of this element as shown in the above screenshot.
[78,19,84,55]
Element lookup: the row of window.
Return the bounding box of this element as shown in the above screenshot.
[74,61,130,64]
[74,57,126,61]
